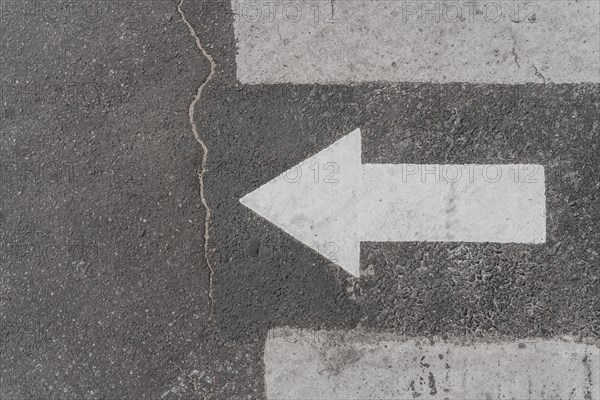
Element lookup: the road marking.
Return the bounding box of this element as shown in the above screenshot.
[232,0,600,84]
[240,129,545,277]
[265,328,600,400]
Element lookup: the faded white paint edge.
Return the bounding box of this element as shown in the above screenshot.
[265,327,600,400]
[232,0,600,84]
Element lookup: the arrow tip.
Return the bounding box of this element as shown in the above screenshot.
[240,129,362,277]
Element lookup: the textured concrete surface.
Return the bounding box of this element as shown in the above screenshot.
[265,328,600,399]
[233,0,600,84]
[1,0,599,399]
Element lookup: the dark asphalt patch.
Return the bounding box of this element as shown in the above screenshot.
[203,80,599,340]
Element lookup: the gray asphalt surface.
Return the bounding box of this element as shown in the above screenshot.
[1,0,599,399]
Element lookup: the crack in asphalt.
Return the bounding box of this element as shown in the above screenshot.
[511,36,520,69]
[176,0,216,319]
[532,63,546,83]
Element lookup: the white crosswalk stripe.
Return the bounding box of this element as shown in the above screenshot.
[265,328,600,400]
[233,0,599,84]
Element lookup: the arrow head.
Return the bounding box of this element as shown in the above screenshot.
[240,129,362,277]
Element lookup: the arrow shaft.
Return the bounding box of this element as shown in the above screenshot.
[360,164,546,243]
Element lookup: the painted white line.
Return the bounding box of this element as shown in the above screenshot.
[240,129,545,276]
[265,328,600,400]
[232,0,600,84]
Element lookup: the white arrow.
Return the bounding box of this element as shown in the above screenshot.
[240,129,546,277]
